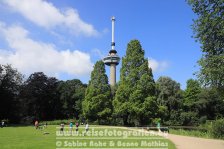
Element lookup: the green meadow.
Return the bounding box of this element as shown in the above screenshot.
[0,125,176,149]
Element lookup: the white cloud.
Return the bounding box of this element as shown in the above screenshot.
[148,57,169,72]
[2,0,98,36]
[0,22,93,77]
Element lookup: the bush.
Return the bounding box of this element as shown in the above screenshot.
[210,119,224,139]
[199,116,207,124]
[180,112,198,126]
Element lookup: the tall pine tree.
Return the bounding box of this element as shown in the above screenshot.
[113,40,156,126]
[82,61,112,124]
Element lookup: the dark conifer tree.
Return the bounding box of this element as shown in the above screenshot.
[113,40,156,126]
[82,61,112,124]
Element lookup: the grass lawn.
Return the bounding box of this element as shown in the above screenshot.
[0,125,176,149]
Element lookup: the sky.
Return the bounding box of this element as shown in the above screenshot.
[0,0,202,89]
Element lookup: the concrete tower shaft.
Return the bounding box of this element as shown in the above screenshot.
[110,64,116,86]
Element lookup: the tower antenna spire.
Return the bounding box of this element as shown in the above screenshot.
[111,16,115,50]
[103,16,120,86]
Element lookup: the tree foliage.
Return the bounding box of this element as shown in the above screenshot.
[184,79,201,111]
[181,79,202,125]
[82,61,112,124]
[114,40,156,126]
[197,87,224,119]
[57,79,86,119]
[20,72,61,121]
[0,64,23,123]
[156,76,183,125]
[188,0,224,89]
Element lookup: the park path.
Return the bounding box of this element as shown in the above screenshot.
[101,126,224,149]
[167,133,224,149]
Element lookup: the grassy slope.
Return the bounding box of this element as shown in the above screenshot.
[0,125,176,149]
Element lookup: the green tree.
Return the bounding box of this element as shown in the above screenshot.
[0,64,23,123]
[114,40,156,126]
[156,76,183,125]
[82,61,112,124]
[20,72,61,121]
[182,79,202,125]
[57,79,86,119]
[184,79,201,111]
[188,0,224,90]
[197,88,224,120]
